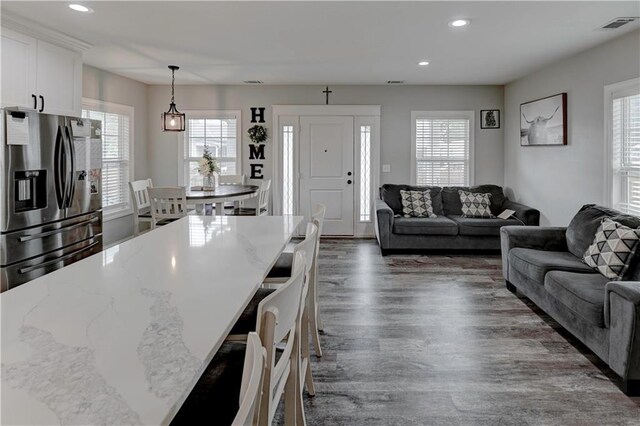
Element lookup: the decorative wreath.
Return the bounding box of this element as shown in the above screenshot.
[248,125,268,144]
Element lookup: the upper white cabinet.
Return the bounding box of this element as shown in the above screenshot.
[1,27,83,117]
[1,28,37,110]
[35,40,83,116]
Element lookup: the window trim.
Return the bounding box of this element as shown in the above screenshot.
[604,78,640,210]
[410,110,475,186]
[178,110,242,186]
[81,98,135,222]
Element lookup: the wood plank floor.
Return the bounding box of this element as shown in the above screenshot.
[278,238,640,425]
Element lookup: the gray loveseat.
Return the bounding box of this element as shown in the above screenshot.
[375,184,539,254]
[501,204,640,395]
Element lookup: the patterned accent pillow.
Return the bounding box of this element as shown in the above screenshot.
[459,190,494,218]
[583,218,640,280]
[400,190,437,218]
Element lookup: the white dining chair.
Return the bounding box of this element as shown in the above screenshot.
[232,332,266,426]
[129,178,153,236]
[171,331,266,425]
[228,179,271,216]
[147,186,188,229]
[256,252,307,426]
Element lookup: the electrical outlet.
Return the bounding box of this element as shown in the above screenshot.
[382,164,391,173]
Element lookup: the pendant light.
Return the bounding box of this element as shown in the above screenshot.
[162,65,185,132]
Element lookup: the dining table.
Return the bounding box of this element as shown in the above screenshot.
[0,214,303,425]
[186,184,259,216]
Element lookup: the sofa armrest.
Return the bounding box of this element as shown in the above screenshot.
[502,199,540,226]
[375,199,394,249]
[500,226,568,281]
[605,281,640,382]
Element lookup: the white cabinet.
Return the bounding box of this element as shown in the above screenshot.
[1,28,82,117]
[1,28,37,110]
[36,41,82,116]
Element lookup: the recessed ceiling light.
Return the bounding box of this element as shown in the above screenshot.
[449,19,471,28]
[69,4,93,13]
[418,61,430,66]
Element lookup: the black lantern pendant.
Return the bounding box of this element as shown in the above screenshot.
[162,65,185,132]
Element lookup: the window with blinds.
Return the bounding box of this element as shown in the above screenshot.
[82,100,134,219]
[183,112,240,187]
[612,91,640,215]
[412,113,472,186]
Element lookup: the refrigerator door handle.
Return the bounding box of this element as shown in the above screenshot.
[64,126,76,208]
[17,240,100,275]
[54,126,66,209]
[39,95,44,113]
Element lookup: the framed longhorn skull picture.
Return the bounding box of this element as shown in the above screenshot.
[520,93,567,146]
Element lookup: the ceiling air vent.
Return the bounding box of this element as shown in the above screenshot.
[387,80,405,84]
[243,80,263,84]
[601,17,638,29]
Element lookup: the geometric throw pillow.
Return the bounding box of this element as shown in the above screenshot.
[583,218,640,280]
[400,190,437,218]
[458,190,494,218]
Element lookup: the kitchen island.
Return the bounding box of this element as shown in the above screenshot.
[1,215,302,425]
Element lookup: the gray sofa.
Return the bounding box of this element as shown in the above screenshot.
[375,184,540,254]
[501,204,640,395]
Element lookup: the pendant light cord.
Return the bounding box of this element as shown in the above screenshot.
[171,68,175,103]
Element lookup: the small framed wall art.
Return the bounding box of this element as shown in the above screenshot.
[480,110,500,129]
[520,93,567,146]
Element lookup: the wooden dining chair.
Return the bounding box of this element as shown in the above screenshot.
[129,178,153,236]
[233,332,266,426]
[263,203,326,358]
[147,186,188,229]
[171,331,266,426]
[256,252,307,426]
[228,179,271,216]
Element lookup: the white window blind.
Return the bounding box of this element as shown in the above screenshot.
[612,92,640,215]
[82,100,134,219]
[183,112,240,187]
[413,113,471,186]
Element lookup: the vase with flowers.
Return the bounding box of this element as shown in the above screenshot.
[196,147,220,188]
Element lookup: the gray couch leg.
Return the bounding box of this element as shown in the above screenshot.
[621,379,640,396]
[506,281,517,293]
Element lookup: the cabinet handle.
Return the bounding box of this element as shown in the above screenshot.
[39,95,44,112]
[32,94,37,110]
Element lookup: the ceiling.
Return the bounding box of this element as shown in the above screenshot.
[2,1,639,85]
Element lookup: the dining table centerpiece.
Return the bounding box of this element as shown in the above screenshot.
[197,147,220,188]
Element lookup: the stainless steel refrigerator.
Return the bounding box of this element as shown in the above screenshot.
[0,108,103,292]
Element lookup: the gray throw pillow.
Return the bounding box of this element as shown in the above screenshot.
[459,190,494,218]
[583,218,640,280]
[400,190,437,218]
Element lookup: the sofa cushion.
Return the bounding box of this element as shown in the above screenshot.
[441,185,506,216]
[449,215,522,237]
[392,216,458,236]
[508,248,595,284]
[380,184,444,216]
[566,204,640,259]
[545,271,608,328]
[400,190,437,218]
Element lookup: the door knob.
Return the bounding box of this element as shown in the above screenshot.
[347,180,352,185]
[347,171,352,176]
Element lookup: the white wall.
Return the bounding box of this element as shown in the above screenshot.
[83,65,149,245]
[504,30,640,226]
[147,84,504,187]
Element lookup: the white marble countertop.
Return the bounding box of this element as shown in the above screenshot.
[1,215,302,425]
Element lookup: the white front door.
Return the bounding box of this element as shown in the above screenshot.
[299,116,354,235]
